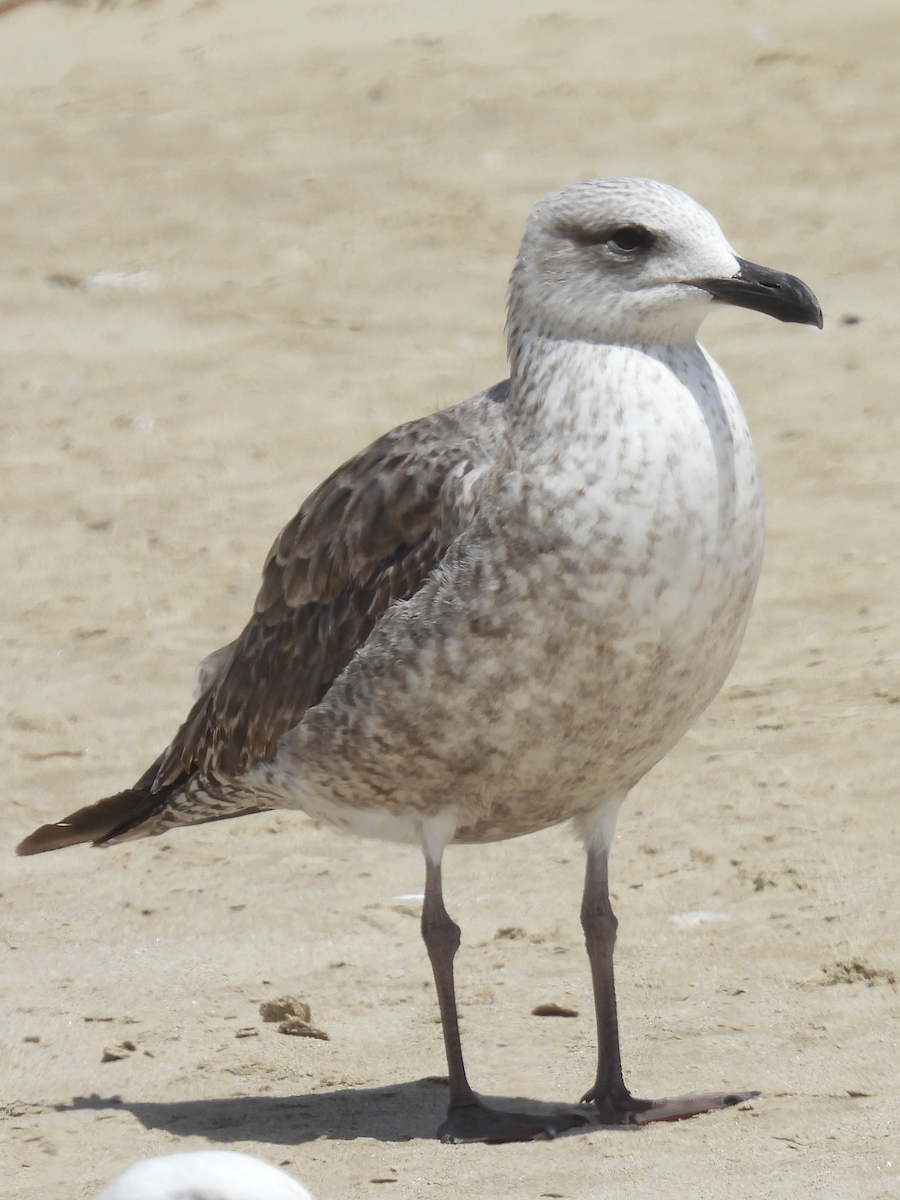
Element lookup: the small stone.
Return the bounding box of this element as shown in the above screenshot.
[531,1003,579,1017]
[259,995,311,1024]
[278,1015,329,1039]
[23,1035,40,1044]
[46,272,84,289]
[235,1028,259,1038]
[820,959,897,986]
[101,1040,137,1062]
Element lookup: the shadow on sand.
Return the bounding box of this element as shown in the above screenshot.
[56,1079,607,1144]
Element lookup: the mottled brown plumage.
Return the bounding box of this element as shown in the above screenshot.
[159,407,484,784]
[18,387,505,852]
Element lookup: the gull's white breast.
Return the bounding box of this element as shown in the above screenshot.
[258,340,764,844]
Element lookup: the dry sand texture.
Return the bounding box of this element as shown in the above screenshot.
[2,1,899,1197]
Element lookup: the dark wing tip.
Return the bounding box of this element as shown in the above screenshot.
[17,823,87,856]
[15,788,152,855]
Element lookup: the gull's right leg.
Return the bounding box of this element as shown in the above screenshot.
[578,806,759,1124]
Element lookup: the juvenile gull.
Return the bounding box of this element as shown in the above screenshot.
[18,178,822,1143]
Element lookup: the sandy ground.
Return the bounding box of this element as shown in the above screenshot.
[1,1,899,1197]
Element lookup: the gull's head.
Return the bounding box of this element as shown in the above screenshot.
[507,177,822,350]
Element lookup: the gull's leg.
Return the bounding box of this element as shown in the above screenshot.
[578,809,759,1124]
[421,854,586,1144]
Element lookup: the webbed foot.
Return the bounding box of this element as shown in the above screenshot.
[582,1086,760,1126]
[438,1099,588,1144]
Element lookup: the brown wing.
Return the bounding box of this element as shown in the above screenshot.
[16,386,506,856]
[155,405,487,787]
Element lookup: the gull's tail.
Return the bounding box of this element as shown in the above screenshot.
[16,755,171,855]
[16,755,272,855]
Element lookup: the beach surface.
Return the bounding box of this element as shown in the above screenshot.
[1,1,898,1196]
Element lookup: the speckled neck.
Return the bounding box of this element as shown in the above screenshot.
[507,332,701,433]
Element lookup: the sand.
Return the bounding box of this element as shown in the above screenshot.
[1,1,899,1197]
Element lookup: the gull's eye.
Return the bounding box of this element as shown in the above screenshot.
[607,226,655,254]
[565,222,657,256]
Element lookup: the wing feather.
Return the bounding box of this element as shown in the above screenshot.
[16,383,507,855]
[153,408,485,787]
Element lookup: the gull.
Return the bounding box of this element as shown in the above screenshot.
[92,1150,314,1200]
[18,178,821,1144]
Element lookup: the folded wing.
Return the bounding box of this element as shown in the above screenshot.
[16,392,502,856]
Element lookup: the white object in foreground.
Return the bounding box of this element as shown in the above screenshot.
[93,1150,314,1200]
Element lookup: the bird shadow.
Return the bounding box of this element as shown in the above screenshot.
[55,1079,609,1144]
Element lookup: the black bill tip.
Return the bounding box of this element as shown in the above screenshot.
[691,257,823,329]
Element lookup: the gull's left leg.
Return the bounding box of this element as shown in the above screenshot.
[577,802,759,1125]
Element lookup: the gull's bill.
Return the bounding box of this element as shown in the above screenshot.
[691,257,823,328]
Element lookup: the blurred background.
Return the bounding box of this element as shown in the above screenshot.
[1,2,898,1198]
